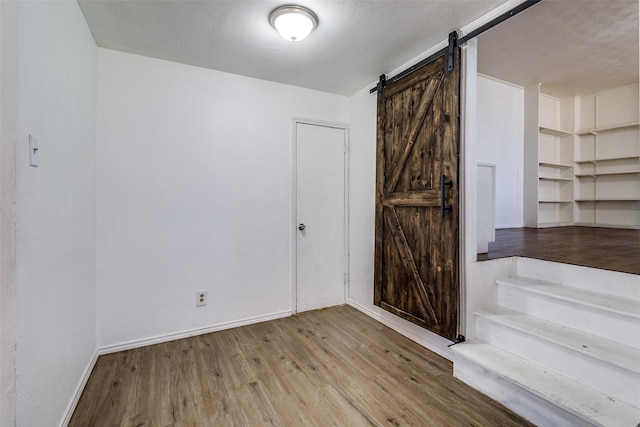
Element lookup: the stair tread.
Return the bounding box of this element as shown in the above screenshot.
[452,342,640,426]
[497,276,640,318]
[476,307,640,374]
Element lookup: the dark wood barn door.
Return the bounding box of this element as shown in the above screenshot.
[374,50,460,341]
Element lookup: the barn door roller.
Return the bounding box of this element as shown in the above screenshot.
[446,31,458,74]
[376,74,386,96]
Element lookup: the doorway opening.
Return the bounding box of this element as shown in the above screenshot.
[475,0,639,275]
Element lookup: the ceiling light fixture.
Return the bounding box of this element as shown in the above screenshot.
[269,5,318,42]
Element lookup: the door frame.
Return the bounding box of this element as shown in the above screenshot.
[0,1,18,424]
[290,118,350,314]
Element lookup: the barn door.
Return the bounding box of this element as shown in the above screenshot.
[374,50,460,341]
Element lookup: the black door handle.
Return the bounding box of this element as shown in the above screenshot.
[440,174,452,219]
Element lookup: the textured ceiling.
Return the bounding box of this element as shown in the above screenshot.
[78,0,507,96]
[477,0,639,97]
[78,0,639,97]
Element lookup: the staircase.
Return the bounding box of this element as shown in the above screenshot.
[452,258,640,426]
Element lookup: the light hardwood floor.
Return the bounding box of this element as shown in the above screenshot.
[70,305,532,426]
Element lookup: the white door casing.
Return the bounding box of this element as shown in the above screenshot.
[293,120,348,313]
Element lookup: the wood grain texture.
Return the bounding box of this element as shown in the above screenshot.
[374,50,460,341]
[70,306,532,427]
[384,208,438,324]
[385,73,443,194]
[478,226,640,275]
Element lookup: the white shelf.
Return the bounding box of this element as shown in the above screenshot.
[539,162,573,168]
[539,126,572,137]
[575,199,640,202]
[577,122,639,136]
[575,155,640,164]
[539,177,573,181]
[575,171,640,177]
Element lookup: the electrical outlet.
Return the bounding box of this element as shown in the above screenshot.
[196,290,207,307]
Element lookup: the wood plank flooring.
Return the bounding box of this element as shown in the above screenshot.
[477,226,640,275]
[70,306,532,426]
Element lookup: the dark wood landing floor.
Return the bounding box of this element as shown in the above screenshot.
[478,226,640,275]
[70,306,532,426]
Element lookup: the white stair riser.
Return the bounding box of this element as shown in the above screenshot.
[453,354,593,427]
[516,258,640,302]
[476,316,640,408]
[497,283,640,348]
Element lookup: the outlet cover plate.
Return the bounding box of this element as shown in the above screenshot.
[196,290,207,307]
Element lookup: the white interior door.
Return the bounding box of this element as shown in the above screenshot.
[296,122,346,313]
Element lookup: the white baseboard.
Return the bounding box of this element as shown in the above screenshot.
[495,223,524,229]
[98,310,292,355]
[60,349,99,427]
[347,299,453,361]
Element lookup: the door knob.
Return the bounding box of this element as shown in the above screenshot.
[298,223,306,231]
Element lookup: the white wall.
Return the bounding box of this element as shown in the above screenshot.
[96,49,349,349]
[346,86,376,312]
[477,75,524,228]
[15,1,97,426]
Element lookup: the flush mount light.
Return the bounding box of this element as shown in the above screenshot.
[269,5,318,42]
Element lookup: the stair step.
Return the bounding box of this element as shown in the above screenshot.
[496,276,640,348]
[476,308,640,407]
[497,276,640,318]
[515,257,640,302]
[452,342,640,427]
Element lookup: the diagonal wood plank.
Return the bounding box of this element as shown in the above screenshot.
[383,207,439,324]
[385,71,444,194]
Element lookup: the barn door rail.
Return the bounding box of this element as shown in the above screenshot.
[369,0,543,94]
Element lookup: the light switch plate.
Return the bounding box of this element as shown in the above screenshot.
[29,134,39,167]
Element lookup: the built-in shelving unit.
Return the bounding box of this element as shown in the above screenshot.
[524,83,639,230]
[524,84,575,227]
[574,85,639,229]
